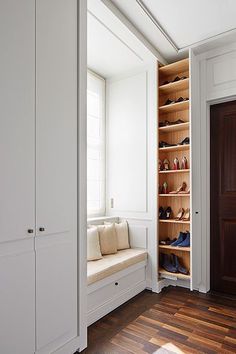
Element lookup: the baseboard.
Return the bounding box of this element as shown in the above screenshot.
[53,336,81,354]
[87,280,146,326]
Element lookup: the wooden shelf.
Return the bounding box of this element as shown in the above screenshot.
[159,78,189,94]
[159,100,189,113]
[159,58,189,76]
[159,122,189,133]
[159,194,190,197]
[159,268,190,280]
[159,245,190,252]
[159,169,190,174]
[159,144,189,153]
[159,219,190,224]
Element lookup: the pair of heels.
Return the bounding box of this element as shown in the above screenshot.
[159,182,190,195]
[164,97,189,106]
[159,137,190,148]
[159,119,185,127]
[160,253,189,275]
[169,181,190,194]
[159,206,172,220]
[162,76,187,86]
[159,157,188,171]
[175,208,190,221]
[171,231,190,247]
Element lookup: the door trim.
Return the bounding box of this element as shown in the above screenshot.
[200,55,236,292]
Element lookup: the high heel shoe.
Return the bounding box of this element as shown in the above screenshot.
[163,159,170,170]
[162,182,168,194]
[173,157,180,170]
[164,206,172,219]
[175,208,184,220]
[181,156,188,169]
[159,159,163,171]
[169,182,187,194]
[182,208,190,221]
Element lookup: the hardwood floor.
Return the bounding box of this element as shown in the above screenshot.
[82,287,236,354]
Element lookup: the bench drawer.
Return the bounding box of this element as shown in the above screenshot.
[88,264,146,313]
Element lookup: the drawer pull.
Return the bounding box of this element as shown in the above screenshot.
[115,282,118,286]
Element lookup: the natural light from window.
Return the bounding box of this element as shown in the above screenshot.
[87,71,105,217]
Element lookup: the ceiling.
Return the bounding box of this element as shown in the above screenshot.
[110,0,236,62]
[87,0,158,78]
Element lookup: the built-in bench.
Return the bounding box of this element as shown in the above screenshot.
[87,217,148,326]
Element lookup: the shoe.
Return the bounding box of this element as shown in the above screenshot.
[162,182,168,194]
[172,254,189,275]
[164,98,175,105]
[162,80,170,85]
[160,237,176,246]
[179,187,190,194]
[159,159,163,171]
[159,141,176,148]
[163,159,170,170]
[179,137,190,145]
[176,97,189,103]
[159,206,165,219]
[159,184,163,194]
[171,119,185,125]
[161,207,172,220]
[173,157,180,170]
[171,232,186,246]
[169,182,187,194]
[160,253,177,273]
[181,156,188,169]
[178,232,190,247]
[173,76,187,82]
[174,208,184,220]
[159,120,171,127]
[182,208,190,221]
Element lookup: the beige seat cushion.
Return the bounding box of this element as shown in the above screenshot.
[98,224,117,255]
[87,227,102,261]
[87,248,147,285]
[105,221,130,250]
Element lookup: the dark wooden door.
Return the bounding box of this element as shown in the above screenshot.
[211,100,236,295]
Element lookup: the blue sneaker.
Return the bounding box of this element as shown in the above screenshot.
[171,232,186,246]
[178,232,190,247]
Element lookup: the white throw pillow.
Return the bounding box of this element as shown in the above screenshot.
[87,227,102,261]
[105,221,130,250]
[97,223,117,255]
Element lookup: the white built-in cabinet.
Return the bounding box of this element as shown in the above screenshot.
[0,1,78,353]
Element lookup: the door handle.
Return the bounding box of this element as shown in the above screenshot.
[28,229,34,234]
[39,227,45,232]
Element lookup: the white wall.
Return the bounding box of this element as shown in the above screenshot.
[106,65,158,290]
[192,41,236,292]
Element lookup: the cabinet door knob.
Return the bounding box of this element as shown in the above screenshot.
[115,282,118,286]
[28,229,34,234]
[39,227,45,232]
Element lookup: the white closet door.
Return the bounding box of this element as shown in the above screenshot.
[0,1,35,353]
[35,0,77,352]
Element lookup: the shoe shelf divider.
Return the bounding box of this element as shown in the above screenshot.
[158,57,191,286]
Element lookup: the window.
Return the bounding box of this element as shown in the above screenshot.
[87,71,105,217]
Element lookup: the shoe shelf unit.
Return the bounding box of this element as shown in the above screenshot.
[158,57,191,287]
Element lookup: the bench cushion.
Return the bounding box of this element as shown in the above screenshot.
[87,248,147,285]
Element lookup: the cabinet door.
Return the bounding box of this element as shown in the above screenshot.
[0,1,35,353]
[35,0,77,352]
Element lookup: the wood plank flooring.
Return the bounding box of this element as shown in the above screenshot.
[82,287,236,354]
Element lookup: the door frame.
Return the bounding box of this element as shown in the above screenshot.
[199,54,236,292]
[77,0,87,351]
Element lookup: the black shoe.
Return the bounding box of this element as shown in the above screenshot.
[164,206,172,219]
[164,98,175,106]
[173,76,187,82]
[170,119,185,125]
[159,120,171,127]
[176,97,189,103]
[179,137,190,145]
[159,206,165,219]
[159,141,176,148]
